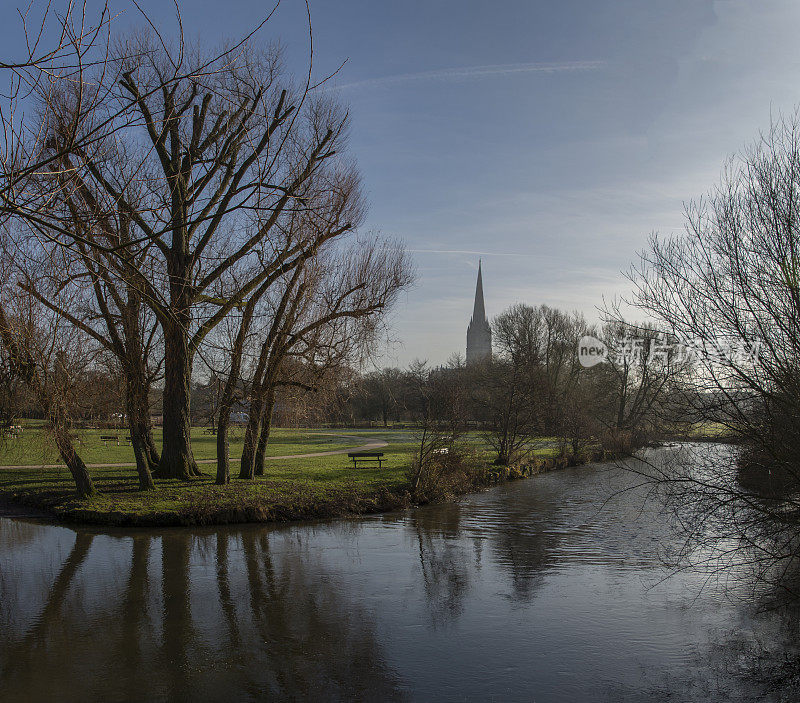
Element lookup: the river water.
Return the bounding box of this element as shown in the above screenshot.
[1,446,798,702]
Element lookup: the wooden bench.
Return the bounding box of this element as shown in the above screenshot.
[100,435,119,446]
[125,436,132,445]
[348,452,385,468]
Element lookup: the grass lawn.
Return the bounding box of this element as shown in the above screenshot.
[0,427,568,526]
[0,430,423,525]
[689,422,736,439]
[0,426,361,467]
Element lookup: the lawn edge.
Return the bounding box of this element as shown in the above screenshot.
[0,448,628,528]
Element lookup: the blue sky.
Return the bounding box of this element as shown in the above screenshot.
[6,1,800,365]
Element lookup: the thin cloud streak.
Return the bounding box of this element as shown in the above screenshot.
[331,61,604,92]
[407,248,538,257]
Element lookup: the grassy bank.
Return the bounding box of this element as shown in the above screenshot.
[0,428,604,527]
[657,422,739,444]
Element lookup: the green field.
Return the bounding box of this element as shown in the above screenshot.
[0,429,420,525]
[0,426,360,467]
[0,427,568,526]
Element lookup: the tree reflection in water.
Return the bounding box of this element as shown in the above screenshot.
[407,502,472,627]
[0,522,407,702]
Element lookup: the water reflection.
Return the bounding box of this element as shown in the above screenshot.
[408,506,472,626]
[1,526,407,702]
[1,452,798,702]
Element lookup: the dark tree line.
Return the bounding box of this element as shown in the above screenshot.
[332,304,684,467]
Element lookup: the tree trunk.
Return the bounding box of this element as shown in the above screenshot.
[119,274,161,479]
[130,436,153,490]
[134,384,160,473]
[51,420,95,497]
[155,321,199,479]
[125,372,155,490]
[616,365,629,429]
[254,388,276,476]
[143,425,160,473]
[217,306,255,484]
[239,392,264,480]
[216,404,231,485]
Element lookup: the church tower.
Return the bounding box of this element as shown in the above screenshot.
[466,260,492,363]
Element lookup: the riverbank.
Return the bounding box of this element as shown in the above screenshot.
[0,430,406,526]
[0,430,617,527]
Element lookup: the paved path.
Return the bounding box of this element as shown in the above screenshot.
[0,435,389,471]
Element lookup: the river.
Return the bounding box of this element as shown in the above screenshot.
[1,446,798,701]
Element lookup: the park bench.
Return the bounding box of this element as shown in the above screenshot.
[100,435,119,446]
[348,451,385,468]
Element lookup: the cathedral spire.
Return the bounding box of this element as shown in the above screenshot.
[471,259,486,323]
[466,260,492,363]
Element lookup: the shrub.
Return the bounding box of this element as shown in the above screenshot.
[406,444,480,502]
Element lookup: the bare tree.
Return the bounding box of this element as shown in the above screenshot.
[209,156,375,483]
[405,359,471,497]
[213,271,277,484]
[10,199,163,489]
[0,260,95,496]
[627,112,800,591]
[487,305,574,463]
[0,2,173,489]
[0,1,115,208]
[5,16,363,479]
[234,238,412,480]
[360,367,404,427]
[492,304,590,444]
[474,357,542,466]
[594,320,687,450]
